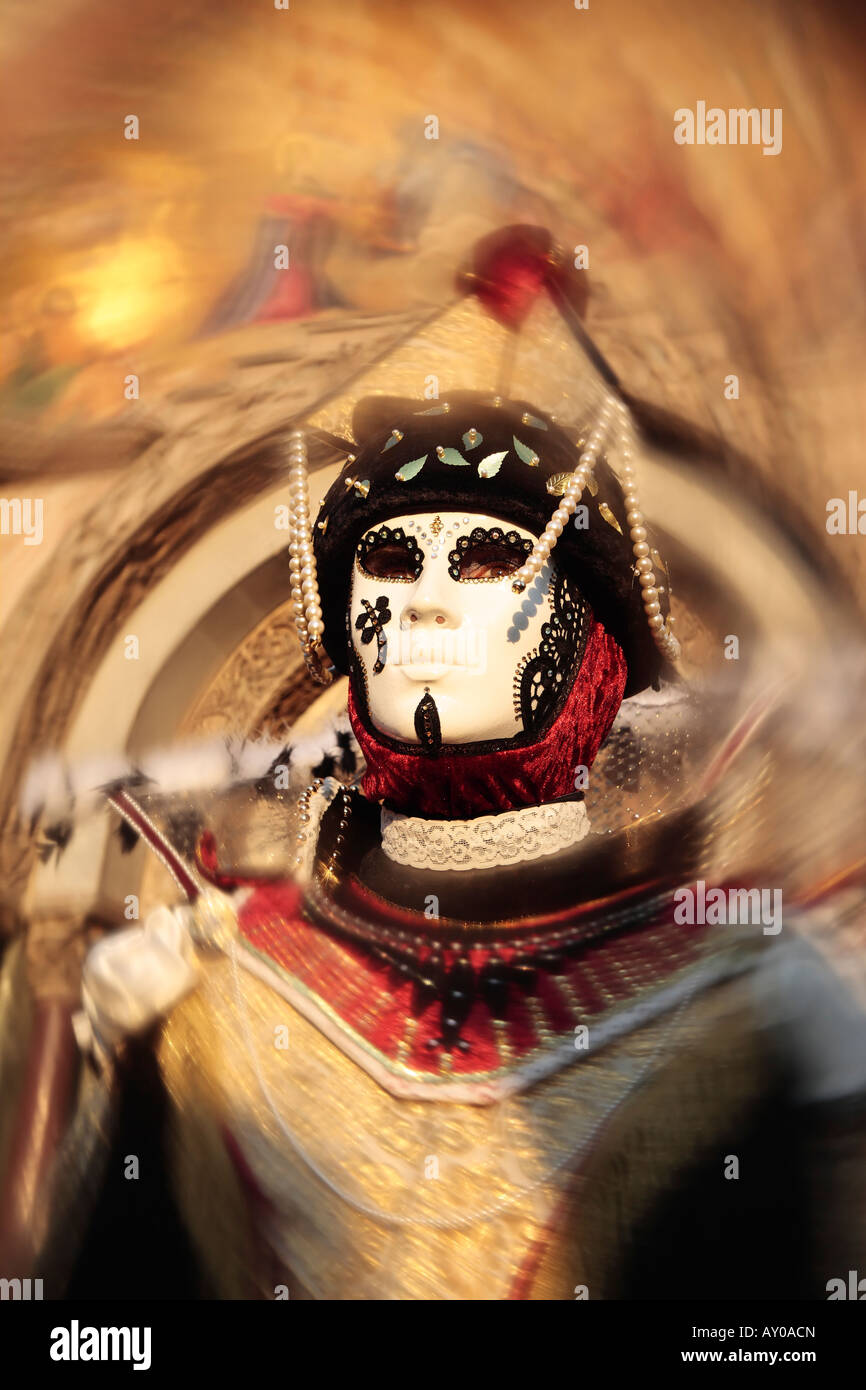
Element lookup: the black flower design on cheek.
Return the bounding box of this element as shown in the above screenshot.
[355,595,392,673]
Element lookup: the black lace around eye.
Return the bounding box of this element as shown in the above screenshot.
[448,526,533,582]
[357,526,424,582]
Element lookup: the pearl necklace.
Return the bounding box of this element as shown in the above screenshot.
[612,397,680,662]
[511,396,613,594]
[511,392,680,662]
[286,429,333,686]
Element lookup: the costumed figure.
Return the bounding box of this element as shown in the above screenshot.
[7,227,866,1300]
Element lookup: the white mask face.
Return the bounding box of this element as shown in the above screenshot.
[349,510,573,746]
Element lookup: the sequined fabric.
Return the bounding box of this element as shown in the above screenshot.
[158,954,773,1299]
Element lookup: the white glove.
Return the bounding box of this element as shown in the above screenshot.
[73,904,200,1061]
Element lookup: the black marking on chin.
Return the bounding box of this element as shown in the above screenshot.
[414,688,442,755]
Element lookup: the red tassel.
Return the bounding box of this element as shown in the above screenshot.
[459,224,588,330]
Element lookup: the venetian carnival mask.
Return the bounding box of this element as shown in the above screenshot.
[281,229,682,801]
[349,510,588,745]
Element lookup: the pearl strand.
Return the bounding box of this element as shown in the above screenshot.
[286,429,332,684]
[291,777,325,874]
[287,432,310,649]
[511,398,615,594]
[608,395,680,662]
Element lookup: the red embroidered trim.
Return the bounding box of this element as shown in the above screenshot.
[237,880,708,1080]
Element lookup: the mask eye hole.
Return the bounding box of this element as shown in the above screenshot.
[459,543,522,580]
[357,527,423,582]
[363,543,416,579]
[449,528,533,581]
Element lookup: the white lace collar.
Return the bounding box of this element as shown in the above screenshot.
[380,799,590,872]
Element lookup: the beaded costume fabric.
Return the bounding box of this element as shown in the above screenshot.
[157,947,774,1299]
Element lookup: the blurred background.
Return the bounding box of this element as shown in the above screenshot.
[0,0,865,1302]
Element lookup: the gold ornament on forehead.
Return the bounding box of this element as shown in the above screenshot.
[430,516,443,536]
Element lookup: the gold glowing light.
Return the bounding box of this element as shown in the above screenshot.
[75,236,186,349]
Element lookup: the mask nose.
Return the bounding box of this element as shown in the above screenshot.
[400,562,462,631]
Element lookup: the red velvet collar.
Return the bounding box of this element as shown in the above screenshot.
[348,617,627,818]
